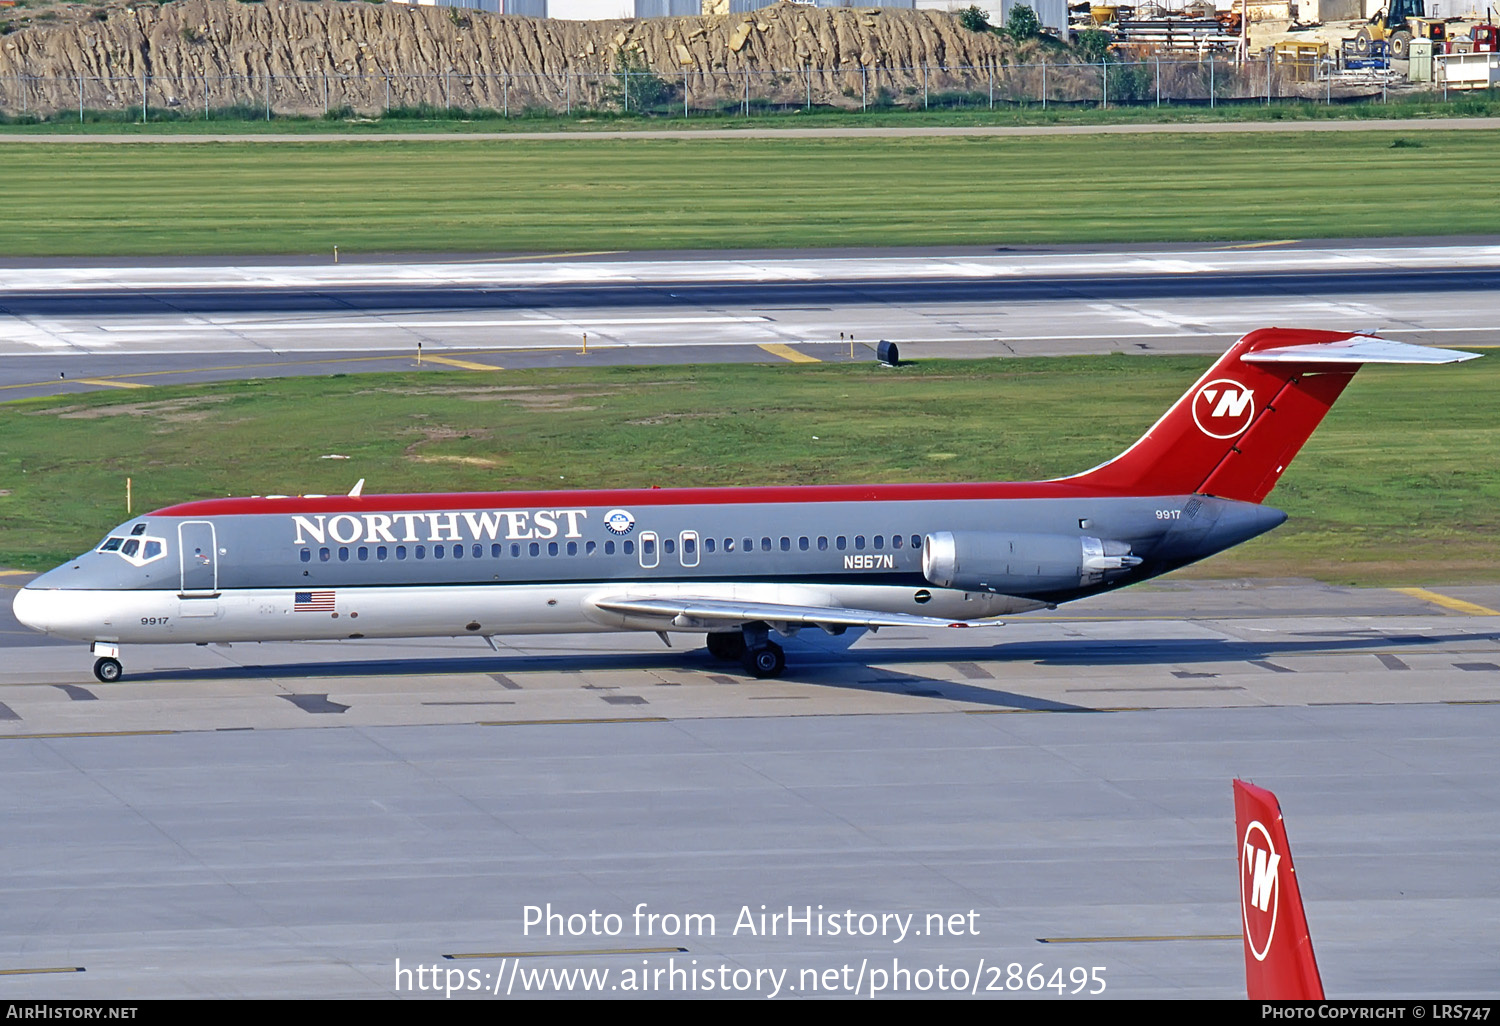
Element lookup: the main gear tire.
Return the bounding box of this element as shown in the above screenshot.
[742,643,786,679]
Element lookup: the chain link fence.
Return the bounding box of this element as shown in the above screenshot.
[0,57,1446,122]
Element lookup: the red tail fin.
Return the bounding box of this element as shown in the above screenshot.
[1065,329,1477,503]
[1235,779,1324,1000]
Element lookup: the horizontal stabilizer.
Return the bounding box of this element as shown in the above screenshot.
[1242,336,1479,365]
[592,596,1001,631]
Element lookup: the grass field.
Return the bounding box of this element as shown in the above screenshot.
[2,130,1499,254]
[4,92,1500,135]
[1,354,1494,583]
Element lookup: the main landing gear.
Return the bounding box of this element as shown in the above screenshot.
[705,624,786,679]
[90,642,123,683]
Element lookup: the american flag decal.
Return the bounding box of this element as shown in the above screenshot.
[294,590,336,612]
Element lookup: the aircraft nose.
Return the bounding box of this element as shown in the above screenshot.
[13,583,61,635]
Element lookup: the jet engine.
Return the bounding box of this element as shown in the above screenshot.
[922,531,1142,594]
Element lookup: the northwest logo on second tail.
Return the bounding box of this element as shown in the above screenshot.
[1193,378,1256,439]
[1240,819,1281,962]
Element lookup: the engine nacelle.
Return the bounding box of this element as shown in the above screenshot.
[922,531,1142,594]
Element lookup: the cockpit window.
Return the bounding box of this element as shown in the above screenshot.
[130,523,148,536]
[100,531,168,567]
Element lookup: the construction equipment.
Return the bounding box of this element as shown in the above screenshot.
[1352,0,1435,60]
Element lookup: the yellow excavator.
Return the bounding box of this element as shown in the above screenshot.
[1353,0,1446,59]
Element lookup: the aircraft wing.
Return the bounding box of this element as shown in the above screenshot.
[590,596,1002,632]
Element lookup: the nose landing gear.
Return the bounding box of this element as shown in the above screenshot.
[90,642,123,683]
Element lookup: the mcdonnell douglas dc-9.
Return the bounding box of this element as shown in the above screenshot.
[13,329,1477,683]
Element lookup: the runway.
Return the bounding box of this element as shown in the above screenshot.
[2,240,1499,399]
[2,578,1498,998]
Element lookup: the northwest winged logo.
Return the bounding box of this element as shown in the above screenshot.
[1192,378,1255,439]
[1240,818,1281,962]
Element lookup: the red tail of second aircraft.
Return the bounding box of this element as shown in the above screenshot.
[1235,779,1324,1000]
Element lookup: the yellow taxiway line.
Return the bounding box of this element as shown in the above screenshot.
[1394,587,1500,616]
[756,343,820,364]
[445,947,686,960]
[420,355,502,372]
[1211,239,1299,251]
[1038,934,1240,943]
[73,377,150,389]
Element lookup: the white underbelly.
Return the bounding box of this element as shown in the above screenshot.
[17,581,1027,644]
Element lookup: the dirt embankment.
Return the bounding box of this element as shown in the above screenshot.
[0,1,1028,113]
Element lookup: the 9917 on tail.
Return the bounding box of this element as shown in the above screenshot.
[13,328,1478,684]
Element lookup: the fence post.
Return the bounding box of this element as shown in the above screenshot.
[1266,47,1272,105]
[806,63,811,111]
[141,74,147,123]
[1101,59,1107,109]
[744,67,749,117]
[623,67,629,113]
[385,75,390,114]
[204,75,208,120]
[266,73,271,121]
[1209,55,1214,108]
[923,63,928,109]
[988,61,993,109]
[79,73,84,124]
[861,64,867,111]
[1156,54,1161,106]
